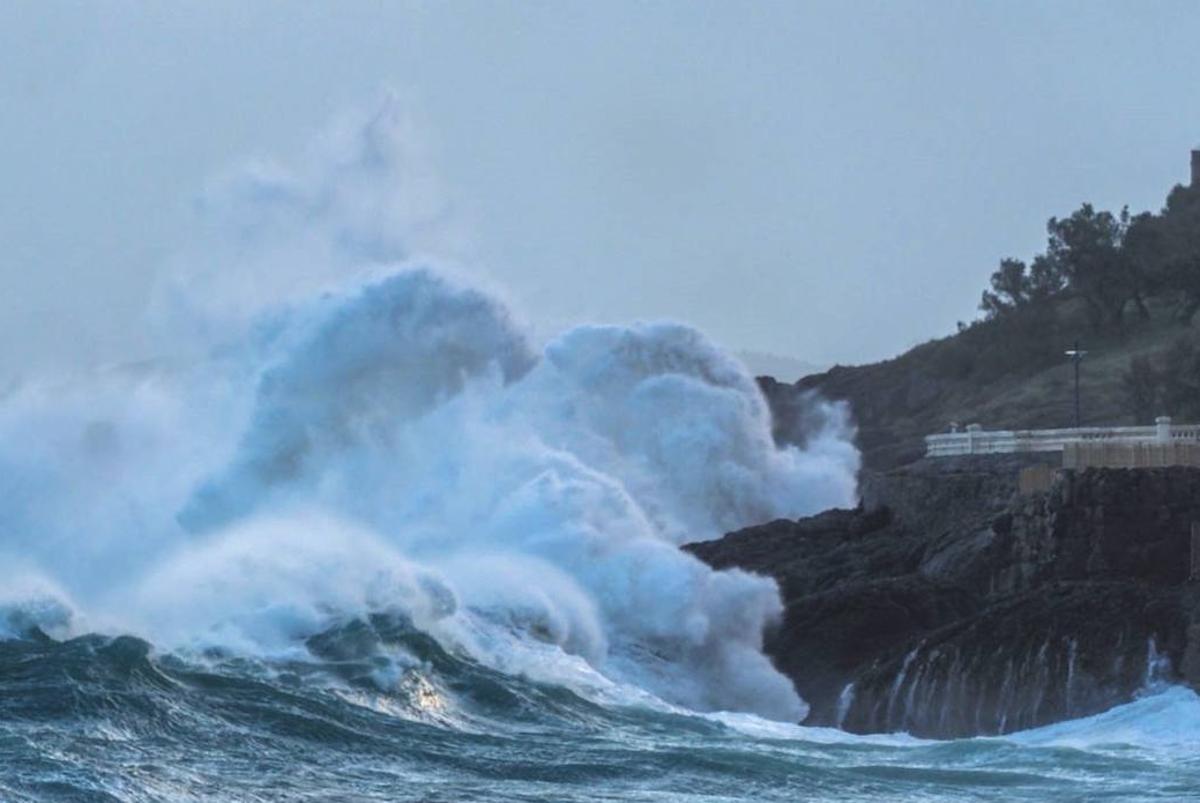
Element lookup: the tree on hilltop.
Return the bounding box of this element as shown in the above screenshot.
[979,258,1032,317]
[979,255,1065,318]
[1154,185,1200,324]
[1043,204,1142,329]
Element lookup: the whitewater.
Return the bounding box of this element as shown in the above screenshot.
[1,101,1198,801]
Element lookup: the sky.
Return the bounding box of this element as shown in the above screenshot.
[2,1,1199,381]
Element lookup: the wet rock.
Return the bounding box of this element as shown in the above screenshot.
[685,461,1200,737]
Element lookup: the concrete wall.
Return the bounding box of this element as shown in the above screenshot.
[1062,440,1200,469]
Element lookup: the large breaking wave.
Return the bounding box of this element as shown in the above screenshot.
[0,99,859,723]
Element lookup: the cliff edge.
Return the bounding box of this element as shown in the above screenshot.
[685,460,1200,737]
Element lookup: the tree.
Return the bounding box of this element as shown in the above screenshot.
[1026,254,1066,302]
[979,256,1065,319]
[1155,185,1200,324]
[979,258,1031,317]
[1120,211,1162,321]
[1044,204,1139,330]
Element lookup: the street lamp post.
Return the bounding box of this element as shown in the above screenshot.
[1064,341,1087,429]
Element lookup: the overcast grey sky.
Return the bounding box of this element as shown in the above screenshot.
[2,1,1199,380]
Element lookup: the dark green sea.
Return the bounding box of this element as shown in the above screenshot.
[2,627,1198,803]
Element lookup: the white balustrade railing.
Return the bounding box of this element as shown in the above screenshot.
[925,417,1200,457]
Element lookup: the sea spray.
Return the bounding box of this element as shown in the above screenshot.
[157,266,855,718]
[0,102,860,722]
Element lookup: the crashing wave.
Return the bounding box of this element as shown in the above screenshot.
[0,99,860,722]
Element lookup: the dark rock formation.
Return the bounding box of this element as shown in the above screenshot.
[685,460,1200,737]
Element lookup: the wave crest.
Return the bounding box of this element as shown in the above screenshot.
[0,102,859,722]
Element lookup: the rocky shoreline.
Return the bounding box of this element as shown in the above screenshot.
[686,458,1200,737]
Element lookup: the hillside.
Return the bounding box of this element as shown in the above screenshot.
[764,174,1200,471]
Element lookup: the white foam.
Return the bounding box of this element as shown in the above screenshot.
[0,99,859,723]
[706,710,928,746]
[1008,686,1200,749]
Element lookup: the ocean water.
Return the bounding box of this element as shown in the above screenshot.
[2,100,1196,801]
[2,629,1198,802]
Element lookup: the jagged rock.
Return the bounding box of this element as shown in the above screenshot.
[685,460,1200,737]
[841,583,1185,737]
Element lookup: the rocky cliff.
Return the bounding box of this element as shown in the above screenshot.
[685,459,1200,737]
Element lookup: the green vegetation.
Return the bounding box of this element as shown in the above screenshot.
[793,177,1200,469]
[979,185,1200,327]
[929,182,1200,412]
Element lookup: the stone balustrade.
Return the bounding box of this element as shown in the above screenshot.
[926,417,1200,458]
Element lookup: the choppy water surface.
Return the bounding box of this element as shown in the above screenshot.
[2,630,1198,803]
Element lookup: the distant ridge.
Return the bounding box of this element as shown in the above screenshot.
[736,350,826,382]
